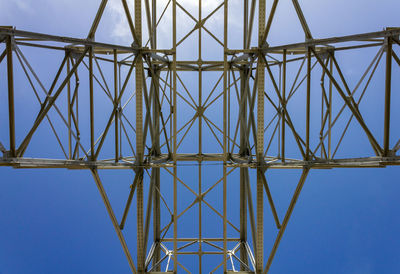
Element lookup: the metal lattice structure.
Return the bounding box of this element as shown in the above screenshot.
[1,0,400,273]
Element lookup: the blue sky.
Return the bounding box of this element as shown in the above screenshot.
[1,0,400,273]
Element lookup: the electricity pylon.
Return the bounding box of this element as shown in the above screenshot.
[1,0,399,273]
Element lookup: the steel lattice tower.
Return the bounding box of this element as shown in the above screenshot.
[1,0,400,273]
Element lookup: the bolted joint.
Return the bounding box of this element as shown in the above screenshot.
[196,106,205,117]
[194,20,205,30]
[131,41,139,48]
[383,36,393,52]
[385,150,396,157]
[116,106,122,114]
[256,157,268,173]
[305,37,314,43]
[260,42,269,49]
[151,64,159,73]
[306,44,316,52]
[2,151,11,159]
[5,36,16,50]
[68,49,84,60]
[195,193,205,202]
[319,50,330,60]
[146,68,152,78]
[385,27,400,41]
[316,46,334,60]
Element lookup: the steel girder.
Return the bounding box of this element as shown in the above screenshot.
[1,0,400,273]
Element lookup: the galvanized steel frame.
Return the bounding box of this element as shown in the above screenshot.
[1,0,400,273]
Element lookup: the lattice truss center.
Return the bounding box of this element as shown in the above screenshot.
[0,0,399,273]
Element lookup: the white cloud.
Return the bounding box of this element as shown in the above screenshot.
[108,0,133,45]
[105,0,242,50]
[15,0,33,14]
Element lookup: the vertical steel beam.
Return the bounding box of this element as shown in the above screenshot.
[134,0,144,272]
[239,4,249,257]
[198,0,203,157]
[152,135,161,269]
[281,49,286,162]
[135,1,143,160]
[198,2,203,272]
[244,0,248,49]
[89,47,95,160]
[306,47,311,160]
[151,72,161,273]
[239,74,249,155]
[144,172,154,261]
[245,171,258,261]
[67,57,72,159]
[172,0,178,272]
[223,0,229,272]
[239,66,250,269]
[257,0,266,272]
[223,55,228,273]
[240,171,248,268]
[328,57,333,159]
[6,35,15,157]
[152,0,157,48]
[150,1,161,269]
[199,163,202,274]
[73,58,81,160]
[114,49,119,162]
[136,119,144,274]
[383,37,392,156]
